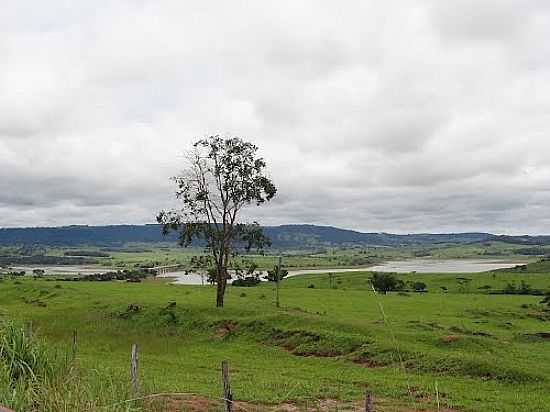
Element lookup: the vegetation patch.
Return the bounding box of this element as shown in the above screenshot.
[263,328,365,357]
[118,303,142,319]
[523,332,550,341]
[0,321,137,411]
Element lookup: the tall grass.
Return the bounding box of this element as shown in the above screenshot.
[0,321,141,412]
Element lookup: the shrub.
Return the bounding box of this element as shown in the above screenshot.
[232,277,261,287]
[411,281,427,292]
[370,273,404,294]
[0,321,54,383]
[0,321,140,411]
[264,266,289,282]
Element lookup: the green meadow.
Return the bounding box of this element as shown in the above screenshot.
[1,260,550,411]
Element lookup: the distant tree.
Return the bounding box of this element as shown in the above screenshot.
[232,261,261,287]
[370,272,404,295]
[157,136,276,307]
[264,266,289,282]
[411,281,427,292]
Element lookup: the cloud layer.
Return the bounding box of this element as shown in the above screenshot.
[1,0,550,234]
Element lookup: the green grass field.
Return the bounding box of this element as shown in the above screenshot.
[1,261,550,411]
[284,269,550,294]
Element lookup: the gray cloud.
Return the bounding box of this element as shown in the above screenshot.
[1,1,550,234]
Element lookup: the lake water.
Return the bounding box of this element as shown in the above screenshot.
[157,258,526,285]
[365,258,524,273]
[4,259,524,283]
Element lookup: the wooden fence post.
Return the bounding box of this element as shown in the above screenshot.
[131,344,139,392]
[276,255,282,308]
[221,360,232,412]
[72,330,77,360]
[364,390,373,412]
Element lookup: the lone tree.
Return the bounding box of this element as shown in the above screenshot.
[157,135,276,307]
[264,266,289,282]
[370,272,404,295]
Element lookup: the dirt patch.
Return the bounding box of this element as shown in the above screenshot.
[351,353,384,368]
[147,394,459,412]
[215,320,239,339]
[440,335,461,344]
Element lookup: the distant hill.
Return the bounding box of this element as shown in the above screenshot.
[262,225,492,248]
[490,234,550,246]
[0,223,548,248]
[0,223,497,248]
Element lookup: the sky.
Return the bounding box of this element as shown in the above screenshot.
[1,0,550,234]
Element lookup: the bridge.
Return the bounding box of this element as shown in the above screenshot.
[148,264,185,276]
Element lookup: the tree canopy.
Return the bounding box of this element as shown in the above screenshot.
[157,135,276,307]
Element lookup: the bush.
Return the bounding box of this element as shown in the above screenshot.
[502,281,543,295]
[80,269,150,282]
[370,273,404,294]
[232,277,261,287]
[264,266,289,282]
[0,321,141,411]
[411,281,427,292]
[0,322,54,383]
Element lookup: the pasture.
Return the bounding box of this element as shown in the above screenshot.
[1,264,549,411]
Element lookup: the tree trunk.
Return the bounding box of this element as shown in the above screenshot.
[216,281,225,307]
[216,267,227,307]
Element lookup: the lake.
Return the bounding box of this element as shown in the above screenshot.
[365,258,525,273]
[158,258,526,285]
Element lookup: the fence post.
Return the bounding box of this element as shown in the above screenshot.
[276,255,282,308]
[364,390,373,412]
[26,321,32,340]
[72,330,77,360]
[221,360,232,412]
[131,344,139,392]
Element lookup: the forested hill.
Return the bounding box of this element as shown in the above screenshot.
[263,225,492,248]
[0,223,507,248]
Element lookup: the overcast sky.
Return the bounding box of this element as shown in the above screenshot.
[1,1,550,234]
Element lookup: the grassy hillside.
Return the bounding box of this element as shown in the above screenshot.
[284,269,550,294]
[1,270,550,411]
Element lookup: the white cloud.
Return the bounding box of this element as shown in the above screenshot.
[1,1,550,234]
